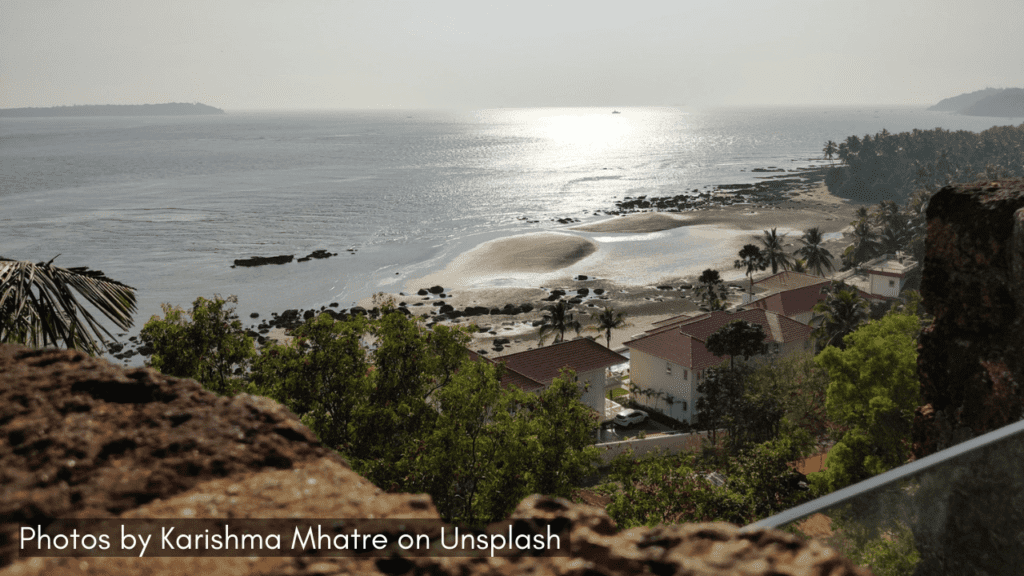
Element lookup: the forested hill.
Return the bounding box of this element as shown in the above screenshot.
[928,88,1024,117]
[824,123,1024,204]
[928,88,1005,112]
[0,102,225,117]
[961,88,1024,117]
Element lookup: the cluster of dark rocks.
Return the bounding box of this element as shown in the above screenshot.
[584,165,831,217]
[231,249,343,268]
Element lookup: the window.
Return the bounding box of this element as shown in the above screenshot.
[684,369,688,380]
[889,279,896,287]
[666,362,672,375]
[682,401,688,411]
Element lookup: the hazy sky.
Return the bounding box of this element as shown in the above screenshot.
[3,0,1023,110]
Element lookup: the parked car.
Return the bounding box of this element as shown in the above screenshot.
[613,409,648,427]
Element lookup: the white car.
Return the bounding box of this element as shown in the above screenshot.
[613,409,648,427]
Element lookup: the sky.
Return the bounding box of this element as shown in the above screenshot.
[3,0,1024,110]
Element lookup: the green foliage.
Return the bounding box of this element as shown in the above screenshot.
[744,352,831,448]
[811,282,869,350]
[140,295,255,395]
[695,269,728,311]
[245,304,598,526]
[607,433,810,528]
[826,513,921,576]
[796,227,835,277]
[538,300,582,344]
[759,228,792,275]
[249,313,369,451]
[0,257,137,355]
[827,124,1024,204]
[704,320,768,369]
[734,244,767,294]
[810,313,921,493]
[587,306,628,348]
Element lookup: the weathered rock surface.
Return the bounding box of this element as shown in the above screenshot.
[0,345,343,567]
[915,179,1024,458]
[0,344,868,575]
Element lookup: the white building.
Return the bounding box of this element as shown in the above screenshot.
[624,308,813,424]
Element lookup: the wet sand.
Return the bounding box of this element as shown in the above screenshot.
[360,183,868,357]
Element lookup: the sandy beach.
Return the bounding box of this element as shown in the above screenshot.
[360,182,868,357]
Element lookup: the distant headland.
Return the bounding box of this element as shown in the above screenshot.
[929,88,1024,118]
[0,102,225,118]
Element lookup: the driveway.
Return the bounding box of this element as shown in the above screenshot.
[596,417,670,442]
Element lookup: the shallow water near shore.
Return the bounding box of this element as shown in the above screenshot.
[1,106,1007,349]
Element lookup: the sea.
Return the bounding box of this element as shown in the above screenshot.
[0,106,1014,342]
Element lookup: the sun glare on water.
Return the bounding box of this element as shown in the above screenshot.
[536,110,633,149]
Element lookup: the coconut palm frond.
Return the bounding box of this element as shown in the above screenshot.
[0,257,137,355]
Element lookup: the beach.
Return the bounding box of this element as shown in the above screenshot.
[359,181,867,357]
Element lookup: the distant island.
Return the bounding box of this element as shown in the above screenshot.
[929,88,1024,117]
[0,102,225,118]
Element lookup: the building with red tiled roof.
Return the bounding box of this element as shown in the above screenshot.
[492,338,628,414]
[624,309,813,424]
[743,271,881,324]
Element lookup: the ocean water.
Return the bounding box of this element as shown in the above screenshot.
[0,106,1011,335]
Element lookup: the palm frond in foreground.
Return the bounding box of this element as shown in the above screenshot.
[0,256,137,355]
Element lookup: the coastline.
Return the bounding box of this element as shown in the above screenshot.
[357,180,867,357]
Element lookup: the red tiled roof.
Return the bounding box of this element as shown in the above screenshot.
[746,281,830,318]
[466,349,545,393]
[624,309,812,370]
[754,270,830,291]
[494,338,628,386]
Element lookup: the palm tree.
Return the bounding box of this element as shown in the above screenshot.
[759,228,792,274]
[734,244,768,296]
[0,256,137,355]
[587,307,628,348]
[537,300,581,345]
[695,268,728,311]
[822,140,838,165]
[850,221,881,266]
[811,282,868,349]
[791,259,808,273]
[796,227,835,277]
[852,206,870,225]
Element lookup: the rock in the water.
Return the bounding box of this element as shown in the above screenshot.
[233,254,294,267]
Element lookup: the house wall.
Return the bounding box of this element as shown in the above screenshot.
[577,367,607,414]
[869,273,901,297]
[628,350,695,423]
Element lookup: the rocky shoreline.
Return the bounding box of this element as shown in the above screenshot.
[110,162,846,363]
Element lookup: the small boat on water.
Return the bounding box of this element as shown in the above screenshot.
[611,110,621,114]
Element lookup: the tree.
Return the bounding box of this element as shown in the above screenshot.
[823,140,839,165]
[849,221,881,267]
[695,269,729,311]
[759,228,792,274]
[249,312,369,452]
[796,227,836,277]
[243,302,599,526]
[587,306,628,348]
[811,282,869,350]
[538,300,582,344]
[745,352,832,446]
[734,244,768,296]
[140,295,255,395]
[809,313,921,493]
[0,256,137,355]
[704,320,768,370]
[527,369,602,496]
[695,366,744,447]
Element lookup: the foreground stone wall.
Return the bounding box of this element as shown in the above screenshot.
[0,344,869,575]
[915,179,1024,457]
